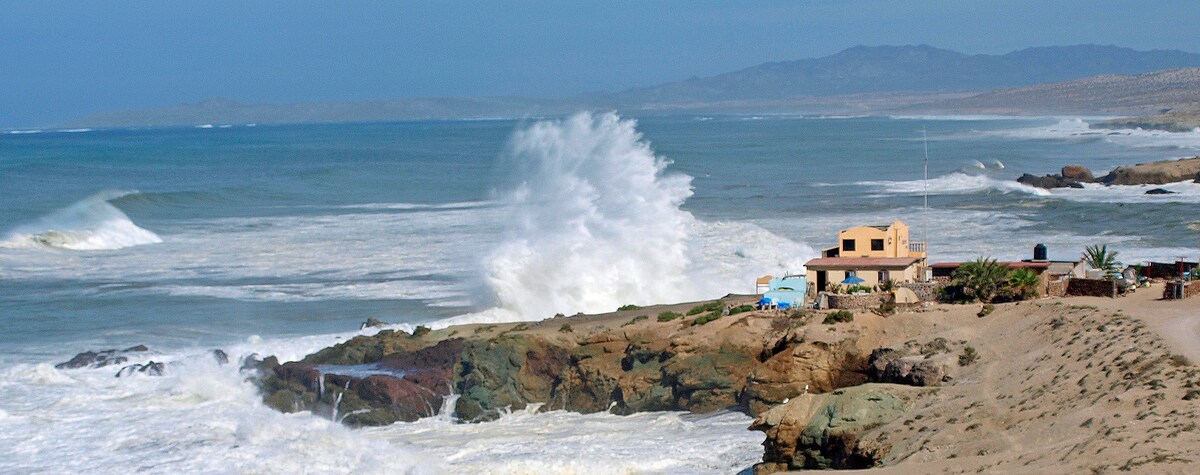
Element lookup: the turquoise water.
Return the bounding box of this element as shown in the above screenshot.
[1,113,1199,473]
[3,115,1200,359]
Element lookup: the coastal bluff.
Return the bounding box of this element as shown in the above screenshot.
[256,298,887,426]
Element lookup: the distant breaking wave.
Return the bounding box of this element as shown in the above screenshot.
[0,191,162,251]
[857,172,1051,196]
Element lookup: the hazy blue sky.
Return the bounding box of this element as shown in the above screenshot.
[3,0,1200,127]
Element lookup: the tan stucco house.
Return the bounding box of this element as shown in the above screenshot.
[804,220,928,292]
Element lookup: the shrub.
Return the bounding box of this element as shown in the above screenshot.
[823,310,854,324]
[825,283,844,294]
[959,346,979,366]
[657,311,683,322]
[728,304,756,315]
[412,325,432,337]
[687,301,723,316]
[788,308,807,319]
[622,315,649,327]
[874,302,896,316]
[559,324,573,333]
[845,284,872,294]
[692,312,722,326]
[617,304,641,311]
[977,304,995,318]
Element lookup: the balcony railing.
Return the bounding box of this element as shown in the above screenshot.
[909,242,927,253]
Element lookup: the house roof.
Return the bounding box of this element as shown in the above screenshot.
[756,275,774,285]
[930,261,1052,270]
[804,257,921,270]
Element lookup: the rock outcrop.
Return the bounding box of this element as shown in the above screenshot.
[56,345,149,369]
[750,384,919,473]
[258,303,875,426]
[1098,157,1200,185]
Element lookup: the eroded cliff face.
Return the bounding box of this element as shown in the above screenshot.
[257,303,880,426]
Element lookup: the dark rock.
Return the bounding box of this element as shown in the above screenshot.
[56,346,150,370]
[361,317,388,329]
[115,361,165,377]
[1017,173,1076,189]
[210,349,230,365]
[1145,188,1177,195]
[1061,164,1094,182]
[241,354,281,374]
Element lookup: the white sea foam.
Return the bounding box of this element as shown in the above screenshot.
[978,118,1200,150]
[857,172,1051,196]
[0,330,760,474]
[0,191,162,251]
[6,129,43,135]
[1049,182,1200,204]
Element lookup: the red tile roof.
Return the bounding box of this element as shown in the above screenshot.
[804,257,921,269]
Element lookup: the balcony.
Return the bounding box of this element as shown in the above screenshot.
[909,242,927,254]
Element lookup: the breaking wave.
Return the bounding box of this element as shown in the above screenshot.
[1,191,162,251]
[858,172,1051,196]
[441,112,813,326]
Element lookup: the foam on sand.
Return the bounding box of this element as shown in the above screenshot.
[1,191,162,251]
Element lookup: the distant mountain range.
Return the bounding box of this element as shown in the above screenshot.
[60,44,1200,128]
[607,44,1200,104]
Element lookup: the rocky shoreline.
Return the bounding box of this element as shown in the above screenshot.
[1017,157,1200,191]
[59,287,1200,472]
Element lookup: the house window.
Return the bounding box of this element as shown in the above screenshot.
[878,270,889,283]
[842,239,856,251]
[871,239,884,251]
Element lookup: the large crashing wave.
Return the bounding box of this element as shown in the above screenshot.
[1,191,162,251]
[435,112,813,326]
[483,112,698,320]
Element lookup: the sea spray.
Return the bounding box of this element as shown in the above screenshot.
[480,112,699,320]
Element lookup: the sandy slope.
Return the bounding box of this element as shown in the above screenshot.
[795,284,1200,474]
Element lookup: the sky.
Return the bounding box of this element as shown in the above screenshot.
[3,0,1200,127]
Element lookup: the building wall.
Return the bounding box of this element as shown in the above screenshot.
[897,282,940,301]
[805,265,920,292]
[825,292,885,310]
[1066,278,1117,298]
[837,221,910,258]
[1163,281,1200,300]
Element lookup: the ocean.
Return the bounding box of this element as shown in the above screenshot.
[2,113,1198,473]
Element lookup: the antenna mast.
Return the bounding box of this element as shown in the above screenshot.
[923,126,929,253]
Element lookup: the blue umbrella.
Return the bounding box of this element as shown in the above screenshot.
[841,275,865,285]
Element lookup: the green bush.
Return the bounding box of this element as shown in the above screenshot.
[959,346,979,366]
[559,324,573,333]
[692,312,722,326]
[953,257,1010,303]
[657,311,683,322]
[617,304,642,311]
[845,284,872,294]
[622,315,649,327]
[822,310,854,324]
[728,304,756,315]
[686,301,723,316]
[412,325,432,337]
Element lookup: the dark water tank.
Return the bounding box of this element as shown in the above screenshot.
[1033,243,1048,261]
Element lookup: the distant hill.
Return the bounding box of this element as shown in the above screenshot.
[907,67,1200,116]
[62,97,584,128]
[60,44,1200,128]
[608,44,1200,104]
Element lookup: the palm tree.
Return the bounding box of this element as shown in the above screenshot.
[1083,244,1121,278]
[1007,268,1040,300]
[952,257,1010,303]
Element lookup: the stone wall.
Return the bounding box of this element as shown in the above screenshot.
[826,292,884,311]
[1045,276,1068,298]
[897,282,940,302]
[1163,281,1200,300]
[1066,278,1117,298]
